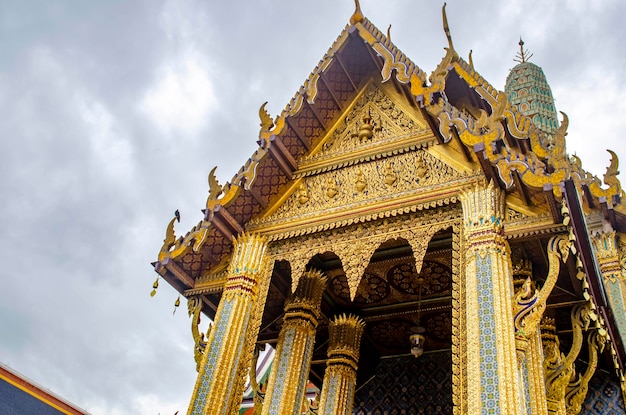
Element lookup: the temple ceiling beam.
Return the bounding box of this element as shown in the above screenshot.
[600,197,618,229]
[245,186,268,210]
[449,124,472,161]
[360,31,384,74]
[206,205,243,240]
[285,117,311,151]
[543,183,563,224]
[154,257,195,290]
[512,170,530,206]
[334,48,358,92]
[581,183,595,209]
[318,72,343,111]
[473,142,501,188]
[387,66,406,96]
[419,106,445,145]
[305,99,327,131]
[266,135,297,179]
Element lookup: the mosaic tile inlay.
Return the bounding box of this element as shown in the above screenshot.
[476,255,500,415]
[191,299,234,415]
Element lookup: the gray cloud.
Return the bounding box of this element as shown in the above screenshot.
[1,1,624,413]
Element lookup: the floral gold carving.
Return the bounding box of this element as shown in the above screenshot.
[253,150,464,231]
[354,170,367,192]
[308,83,428,163]
[383,163,397,186]
[325,178,339,199]
[269,206,460,299]
[297,181,309,205]
[351,109,380,142]
[415,153,428,178]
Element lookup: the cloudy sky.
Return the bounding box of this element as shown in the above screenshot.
[1,0,624,413]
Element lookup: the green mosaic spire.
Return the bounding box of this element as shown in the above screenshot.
[505,38,559,134]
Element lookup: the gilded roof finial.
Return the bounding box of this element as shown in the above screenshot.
[207,166,223,201]
[387,24,392,41]
[468,50,474,68]
[350,0,364,25]
[259,102,274,131]
[514,37,533,63]
[442,3,455,51]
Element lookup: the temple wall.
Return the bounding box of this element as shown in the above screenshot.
[353,351,452,414]
[581,370,625,414]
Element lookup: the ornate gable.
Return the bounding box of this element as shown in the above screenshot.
[309,82,428,160]
[247,82,469,238]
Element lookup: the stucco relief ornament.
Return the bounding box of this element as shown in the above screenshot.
[415,154,428,179]
[297,181,309,205]
[351,108,381,143]
[384,163,397,186]
[355,170,367,192]
[326,178,339,198]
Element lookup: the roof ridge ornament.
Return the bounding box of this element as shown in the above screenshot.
[514,37,533,63]
[442,3,455,52]
[259,102,274,131]
[207,166,223,201]
[350,0,364,25]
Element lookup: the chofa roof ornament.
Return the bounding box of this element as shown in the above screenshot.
[350,0,364,25]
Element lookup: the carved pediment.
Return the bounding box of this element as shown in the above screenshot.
[247,82,471,235]
[304,82,431,164]
[250,149,465,231]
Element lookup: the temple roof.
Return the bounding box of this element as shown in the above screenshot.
[505,40,559,134]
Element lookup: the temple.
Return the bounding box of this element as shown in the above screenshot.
[0,363,90,414]
[152,3,626,414]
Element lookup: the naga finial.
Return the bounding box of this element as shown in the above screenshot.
[207,166,223,201]
[442,3,455,51]
[259,102,274,131]
[350,0,364,25]
[514,37,533,63]
[468,50,474,68]
[604,149,621,190]
[387,24,392,41]
[164,216,177,249]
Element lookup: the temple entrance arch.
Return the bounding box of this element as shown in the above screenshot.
[262,213,461,414]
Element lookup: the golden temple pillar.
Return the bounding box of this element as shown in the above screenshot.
[460,182,521,415]
[317,314,365,415]
[511,259,548,415]
[188,233,269,415]
[591,231,626,344]
[261,269,327,415]
[525,330,548,415]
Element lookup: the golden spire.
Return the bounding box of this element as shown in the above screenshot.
[442,3,455,51]
[514,37,533,63]
[468,49,474,68]
[350,0,364,25]
[387,24,392,41]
